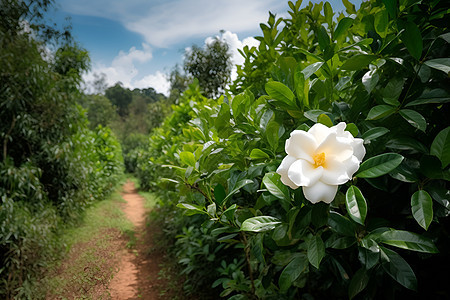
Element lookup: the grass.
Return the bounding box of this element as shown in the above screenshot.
[41,185,135,299]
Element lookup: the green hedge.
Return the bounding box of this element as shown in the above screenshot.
[137,0,449,299]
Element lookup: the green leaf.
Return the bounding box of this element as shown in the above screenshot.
[342,0,356,14]
[317,114,333,127]
[386,137,428,153]
[334,17,353,40]
[374,9,389,38]
[411,190,433,230]
[379,230,439,253]
[382,77,404,104]
[214,184,226,206]
[301,62,324,80]
[265,119,280,151]
[405,89,450,106]
[179,151,196,167]
[328,211,356,237]
[401,21,423,60]
[223,204,237,222]
[362,69,379,93]
[345,186,368,225]
[345,123,359,137]
[306,235,325,269]
[250,148,270,160]
[349,268,370,299]
[223,179,254,204]
[430,127,450,168]
[241,216,281,232]
[317,26,330,51]
[215,102,231,132]
[380,246,417,291]
[356,153,404,178]
[366,105,396,120]
[341,54,378,71]
[324,2,333,26]
[176,203,206,215]
[362,127,390,142]
[265,81,295,105]
[278,254,308,291]
[399,109,427,132]
[424,58,450,74]
[263,172,290,200]
[382,0,397,19]
[304,109,328,122]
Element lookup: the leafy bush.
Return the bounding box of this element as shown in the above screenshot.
[0,1,124,298]
[138,0,449,299]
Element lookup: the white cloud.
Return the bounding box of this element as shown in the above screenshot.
[83,43,170,95]
[133,71,170,95]
[58,0,287,47]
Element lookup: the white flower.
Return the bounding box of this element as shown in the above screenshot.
[276,122,365,204]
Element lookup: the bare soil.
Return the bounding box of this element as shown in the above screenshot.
[109,180,164,300]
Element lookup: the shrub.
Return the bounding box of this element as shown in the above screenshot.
[138,0,449,299]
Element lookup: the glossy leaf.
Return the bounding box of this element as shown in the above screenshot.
[346,186,367,225]
[278,254,308,291]
[328,211,356,237]
[399,109,427,132]
[366,105,396,120]
[317,113,333,127]
[241,216,281,232]
[424,58,450,74]
[341,54,378,71]
[362,69,379,93]
[214,183,226,206]
[179,151,196,167]
[401,21,422,60]
[349,268,370,299]
[356,153,404,178]
[306,235,325,269]
[334,17,353,40]
[379,230,439,253]
[263,172,290,201]
[223,179,254,204]
[411,190,433,230]
[380,246,417,291]
[430,127,450,168]
[362,127,390,142]
[301,62,324,80]
[405,89,450,106]
[250,148,270,160]
[265,81,295,105]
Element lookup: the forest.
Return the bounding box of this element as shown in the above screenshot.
[1,0,449,299]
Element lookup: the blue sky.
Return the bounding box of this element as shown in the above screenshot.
[49,0,361,95]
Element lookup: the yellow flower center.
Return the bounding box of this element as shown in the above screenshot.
[313,152,326,168]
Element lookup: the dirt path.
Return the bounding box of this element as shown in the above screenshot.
[109,181,162,300]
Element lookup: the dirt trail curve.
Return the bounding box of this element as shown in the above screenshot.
[109,181,161,300]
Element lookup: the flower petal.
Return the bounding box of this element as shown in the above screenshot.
[316,132,353,162]
[343,155,361,178]
[308,123,331,145]
[288,159,323,187]
[321,159,351,185]
[351,138,366,162]
[303,181,338,204]
[285,130,316,163]
[276,156,299,189]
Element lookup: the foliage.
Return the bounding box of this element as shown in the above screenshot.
[105,83,133,117]
[184,35,233,98]
[0,1,123,298]
[138,0,449,299]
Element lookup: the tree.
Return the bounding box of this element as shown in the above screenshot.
[183,35,232,98]
[105,82,132,117]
